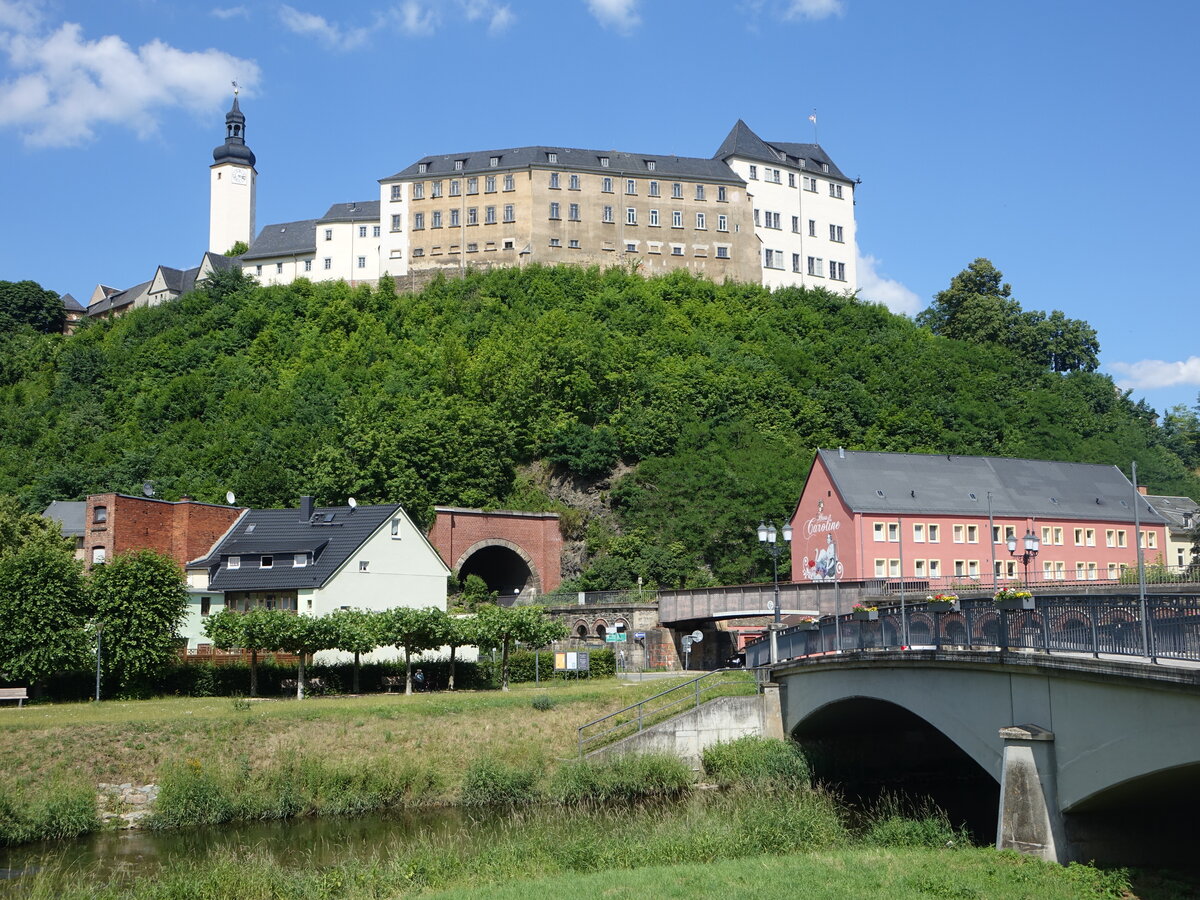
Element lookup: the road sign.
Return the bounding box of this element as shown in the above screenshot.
[633,632,646,640]
[605,632,627,642]
[690,630,703,642]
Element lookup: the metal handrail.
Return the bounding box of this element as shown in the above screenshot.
[744,594,1200,668]
[576,667,759,757]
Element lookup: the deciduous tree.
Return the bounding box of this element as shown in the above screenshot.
[0,543,88,686]
[0,280,64,334]
[473,604,567,691]
[379,607,445,694]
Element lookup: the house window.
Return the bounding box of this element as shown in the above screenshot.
[599,156,609,167]
[914,523,925,543]
[716,246,729,258]
[325,229,333,241]
[413,213,425,230]
[450,180,461,197]
[626,207,637,225]
[93,505,108,523]
[1117,529,1126,547]
[646,160,656,171]
[625,241,636,252]
[450,208,460,226]
[671,245,683,256]
[829,261,846,281]
[373,225,381,237]
[914,559,926,577]
[807,256,823,277]
[503,174,514,191]
[569,174,580,190]
[490,156,499,167]
[550,172,560,189]
[626,179,637,194]
[418,163,428,173]
[928,524,939,542]
[569,239,580,249]
[967,525,979,543]
[323,258,332,270]
[293,553,307,568]
[602,177,613,193]
[649,208,659,226]
[929,559,941,577]
[276,263,283,274]
[1053,526,1063,545]
[874,522,886,542]
[753,209,759,226]
[955,560,966,576]
[467,242,477,252]
[357,256,366,269]
[485,175,496,193]
[829,183,844,198]
[467,207,478,225]
[455,159,464,170]
[549,202,561,219]
[255,264,262,276]
[889,559,901,577]
[390,519,401,537]
[791,216,800,233]
[359,226,367,238]
[1085,528,1096,546]
[412,183,425,200]
[874,559,887,577]
[748,165,758,180]
[412,248,424,257]
[808,219,817,237]
[717,215,728,232]
[672,182,683,199]
[602,205,614,223]
[261,555,273,569]
[1105,529,1115,547]
[953,525,964,543]
[788,172,796,187]
[764,248,784,269]
[649,181,660,197]
[485,206,496,224]
[792,253,801,273]
[695,212,706,229]
[717,186,727,202]
[672,210,682,228]
[830,224,844,242]
[969,560,980,576]
[467,177,478,194]
[503,205,515,222]
[431,181,443,198]
[549,238,561,247]
[92,546,106,564]
[803,176,817,191]
[390,185,402,201]
[888,523,899,542]
[359,560,369,572]
[695,185,705,201]
[304,259,312,271]
[432,211,443,228]
[201,596,211,616]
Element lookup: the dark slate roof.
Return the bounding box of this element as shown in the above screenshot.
[203,252,238,272]
[42,500,85,537]
[714,119,851,182]
[816,449,1167,524]
[204,503,401,591]
[212,97,256,167]
[319,201,380,223]
[155,265,201,295]
[61,293,85,313]
[1144,495,1200,535]
[242,219,318,261]
[87,279,151,316]
[383,146,744,184]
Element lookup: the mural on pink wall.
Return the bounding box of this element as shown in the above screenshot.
[799,498,846,582]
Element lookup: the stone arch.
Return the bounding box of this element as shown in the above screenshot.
[454,538,542,600]
[573,618,590,639]
[594,618,608,638]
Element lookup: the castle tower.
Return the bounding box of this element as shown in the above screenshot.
[208,91,256,255]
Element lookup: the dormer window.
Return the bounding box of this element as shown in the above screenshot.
[455,159,464,170]
[489,156,499,167]
[228,556,241,569]
[293,553,307,568]
[260,555,273,569]
[821,162,830,173]
[418,162,428,174]
[599,156,610,167]
[547,152,558,163]
[645,160,656,171]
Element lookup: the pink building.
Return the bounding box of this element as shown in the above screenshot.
[789,450,1169,590]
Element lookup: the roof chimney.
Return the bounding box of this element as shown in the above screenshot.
[299,495,314,522]
[838,446,845,459]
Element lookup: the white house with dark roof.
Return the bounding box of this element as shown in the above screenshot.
[183,496,450,650]
[242,203,381,287]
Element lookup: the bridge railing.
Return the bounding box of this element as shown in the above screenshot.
[744,595,1200,668]
[575,667,761,757]
[863,564,1200,598]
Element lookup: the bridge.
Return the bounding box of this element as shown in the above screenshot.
[748,595,1200,865]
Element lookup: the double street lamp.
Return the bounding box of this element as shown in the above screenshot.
[1007,529,1040,585]
[757,521,793,663]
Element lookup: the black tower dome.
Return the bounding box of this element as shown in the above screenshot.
[212,96,256,167]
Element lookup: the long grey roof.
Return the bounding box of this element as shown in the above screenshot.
[87,279,151,316]
[204,502,400,591]
[42,500,85,537]
[242,219,319,261]
[1144,494,1199,534]
[383,146,745,184]
[816,449,1167,524]
[319,201,380,223]
[714,119,851,182]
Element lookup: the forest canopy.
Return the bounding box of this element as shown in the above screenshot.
[0,263,1194,588]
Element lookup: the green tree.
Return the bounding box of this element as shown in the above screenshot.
[0,280,64,334]
[202,607,286,697]
[272,613,337,699]
[0,543,89,686]
[326,607,382,694]
[440,613,475,692]
[0,495,72,558]
[89,550,188,695]
[379,606,445,694]
[457,574,496,612]
[473,604,567,691]
[224,240,249,257]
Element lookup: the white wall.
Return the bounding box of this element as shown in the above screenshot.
[378,181,410,278]
[210,163,256,255]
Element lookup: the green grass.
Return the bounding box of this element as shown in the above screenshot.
[701,735,810,789]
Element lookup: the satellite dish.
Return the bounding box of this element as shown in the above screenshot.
[347,497,357,509]
[225,491,236,505]
[141,482,155,497]
[690,630,703,643]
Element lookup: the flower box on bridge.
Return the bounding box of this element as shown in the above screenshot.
[795,620,821,632]
[994,593,1035,611]
[927,600,960,613]
[852,608,879,622]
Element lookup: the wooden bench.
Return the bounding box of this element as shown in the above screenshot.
[382,676,404,693]
[0,687,28,707]
[280,678,325,694]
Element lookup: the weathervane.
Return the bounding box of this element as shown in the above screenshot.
[808,109,818,143]
[232,80,240,97]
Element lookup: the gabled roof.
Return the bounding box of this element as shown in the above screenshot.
[201,252,238,273]
[1144,494,1200,534]
[815,449,1166,525]
[383,146,744,184]
[714,120,852,182]
[319,201,380,223]
[241,219,319,262]
[204,502,403,591]
[42,500,85,537]
[87,280,151,316]
[61,293,85,313]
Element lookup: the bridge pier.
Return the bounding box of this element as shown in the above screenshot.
[996,724,1066,863]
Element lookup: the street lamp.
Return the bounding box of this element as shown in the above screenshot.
[757,521,793,663]
[1007,529,1040,586]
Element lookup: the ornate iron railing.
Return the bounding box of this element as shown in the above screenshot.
[744,595,1200,668]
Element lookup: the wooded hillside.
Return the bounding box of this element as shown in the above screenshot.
[1,264,1195,588]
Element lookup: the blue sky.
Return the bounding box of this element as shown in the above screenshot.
[2,0,1197,415]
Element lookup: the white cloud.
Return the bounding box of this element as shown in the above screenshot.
[586,0,640,32]
[211,6,250,20]
[0,0,40,33]
[855,251,921,316]
[393,0,438,35]
[1110,357,1200,391]
[0,17,261,147]
[461,0,515,34]
[783,0,845,20]
[378,1,514,37]
[278,5,368,50]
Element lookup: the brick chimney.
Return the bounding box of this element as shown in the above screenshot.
[1137,486,1148,495]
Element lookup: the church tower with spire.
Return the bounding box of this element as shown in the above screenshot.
[208,89,257,255]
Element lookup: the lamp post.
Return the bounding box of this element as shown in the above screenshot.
[757,521,793,664]
[1007,529,1040,586]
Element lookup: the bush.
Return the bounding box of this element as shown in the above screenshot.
[548,753,693,804]
[0,777,97,845]
[150,760,234,828]
[531,694,556,711]
[459,756,540,807]
[701,736,810,789]
[858,794,967,848]
[477,648,615,686]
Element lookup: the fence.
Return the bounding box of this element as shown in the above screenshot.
[864,564,1200,598]
[177,646,300,666]
[744,595,1200,668]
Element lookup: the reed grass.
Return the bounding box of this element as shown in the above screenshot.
[700,735,810,789]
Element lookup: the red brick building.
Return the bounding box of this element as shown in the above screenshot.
[427,507,562,599]
[83,493,242,570]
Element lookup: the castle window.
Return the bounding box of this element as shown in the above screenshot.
[359,226,367,238]
[325,229,332,241]
[92,505,108,524]
[390,185,402,201]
